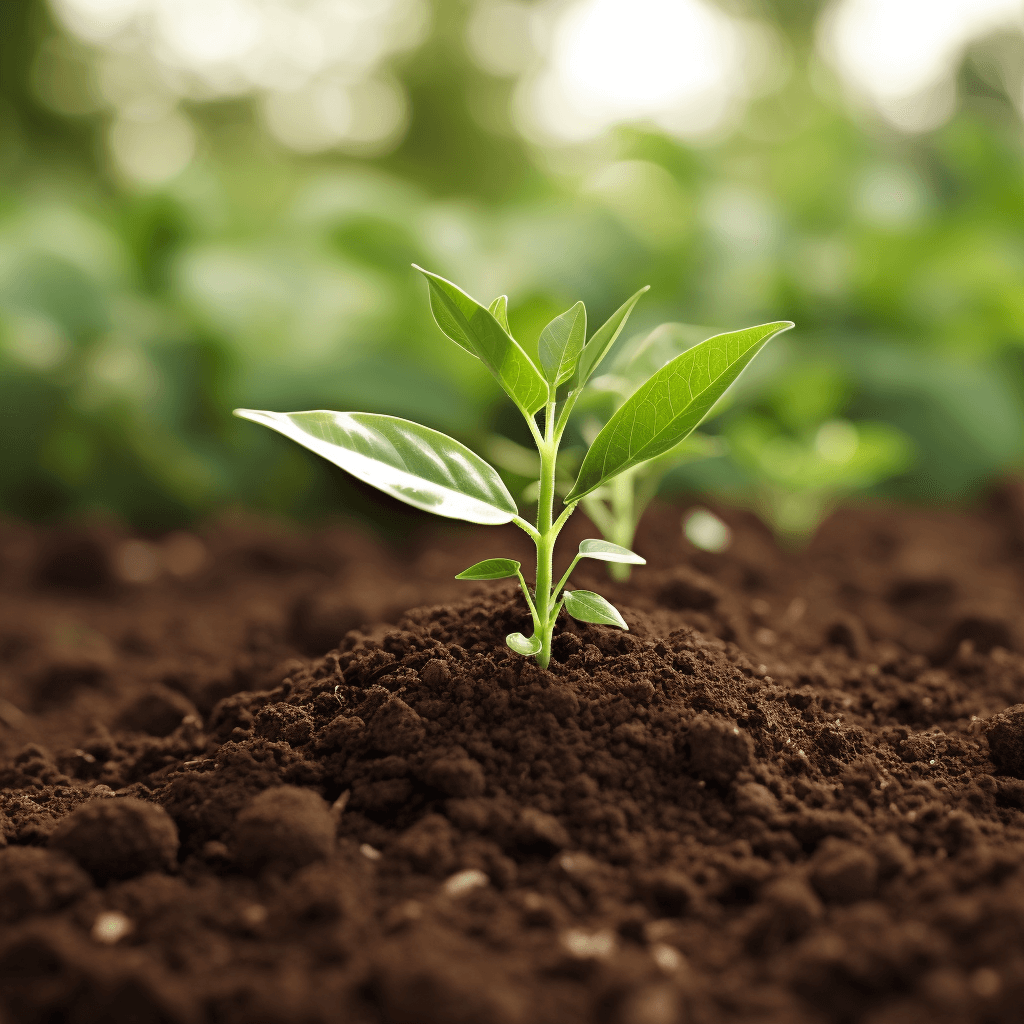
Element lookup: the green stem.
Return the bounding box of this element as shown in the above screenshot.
[516,569,539,624]
[533,400,558,668]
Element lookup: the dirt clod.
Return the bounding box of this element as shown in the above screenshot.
[983,703,1024,776]
[231,785,335,875]
[48,798,179,882]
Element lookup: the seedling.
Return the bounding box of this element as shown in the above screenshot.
[235,268,792,667]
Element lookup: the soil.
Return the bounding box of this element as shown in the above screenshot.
[3,487,1024,1024]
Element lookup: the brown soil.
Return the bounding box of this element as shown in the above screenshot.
[3,488,1024,1024]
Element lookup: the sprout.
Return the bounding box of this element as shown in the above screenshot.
[236,267,791,667]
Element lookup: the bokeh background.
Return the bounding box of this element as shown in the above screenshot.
[2,0,1023,538]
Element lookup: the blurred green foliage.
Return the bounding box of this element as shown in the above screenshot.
[1,0,1022,534]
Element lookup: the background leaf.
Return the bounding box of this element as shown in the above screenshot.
[539,301,586,386]
[567,321,793,501]
[563,590,628,629]
[456,557,521,580]
[578,539,645,564]
[415,267,549,418]
[234,409,519,525]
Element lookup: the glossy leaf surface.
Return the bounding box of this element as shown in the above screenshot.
[488,295,510,333]
[578,539,645,565]
[567,321,793,501]
[456,557,521,580]
[571,286,649,392]
[539,301,586,387]
[415,267,548,417]
[506,632,542,656]
[234,409,518,525]
[563,590,628,629]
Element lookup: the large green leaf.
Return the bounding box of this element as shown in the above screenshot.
[570,286,650,393]
[566,321,793,501]
[563,590,628,629]
[539,301,586,387]
[415,267,549,418]
[456,558,521,580]
[234,409,518,525]
[578,539,645,565]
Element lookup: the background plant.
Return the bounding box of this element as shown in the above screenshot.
[235,271,791,665]
[486,322,729,578]
[1,0,1022,535]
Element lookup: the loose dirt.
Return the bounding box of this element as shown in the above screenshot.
[3,488,1024,1024]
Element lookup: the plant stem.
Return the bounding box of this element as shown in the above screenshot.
[533,401,558,668]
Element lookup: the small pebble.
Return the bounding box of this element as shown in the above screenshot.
[360,843,382,861]
[443,869,488,898]
[651,943,684,974]
[92,911,132,944]
[560,928,616,960]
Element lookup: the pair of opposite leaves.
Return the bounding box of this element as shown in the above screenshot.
[235,267,793,530]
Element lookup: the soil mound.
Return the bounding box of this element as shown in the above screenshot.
[2,492,1024,1023]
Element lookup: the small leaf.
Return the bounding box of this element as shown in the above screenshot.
[571,286,649,392]
[506,632,542,656]
[234,409,518,525]
[539,301,587,387]
[563,590,628,629]
[566,321,793,502]
[415,267,549,418]
[456,558,521,580]
[578,539,645,565]
[489,295,510,333]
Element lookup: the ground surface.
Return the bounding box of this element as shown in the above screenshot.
[3,490,1024,1024]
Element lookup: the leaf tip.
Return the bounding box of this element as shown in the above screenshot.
[233,408,269,424]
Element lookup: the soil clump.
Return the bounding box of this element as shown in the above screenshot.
[2,490,1024,1024]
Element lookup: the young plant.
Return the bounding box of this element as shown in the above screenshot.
[235,267,792,667]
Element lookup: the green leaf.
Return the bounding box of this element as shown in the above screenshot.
[506,632,542,656]
[571,286,649,392]
[415,267,549,418]
[456,557,521,580]
[578,539,645,565]
[488,295,510,333]
[563,590,628,629]
[539,301,586,387]
[234,409,518,525]
[566,320,793,501]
